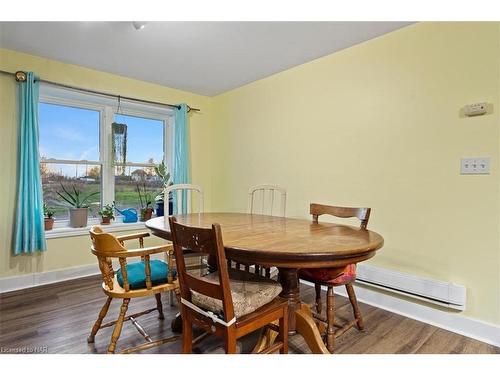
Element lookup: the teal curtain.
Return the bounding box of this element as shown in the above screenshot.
[14,72,46,254]
[172,104,190,214]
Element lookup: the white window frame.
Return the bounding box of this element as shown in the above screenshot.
[39,84,174,232]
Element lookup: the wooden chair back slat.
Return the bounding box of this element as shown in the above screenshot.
[90,226,128,291]
[169,216,235,321]
[118,257,129,292]
[310,203,371,229]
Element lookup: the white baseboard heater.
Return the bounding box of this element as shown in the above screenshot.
[353,264,466,311]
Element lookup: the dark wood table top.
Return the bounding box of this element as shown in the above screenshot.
[146,213,384,268]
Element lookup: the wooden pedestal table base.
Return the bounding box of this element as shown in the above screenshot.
[252,304,329,354]
[253,268,330,354]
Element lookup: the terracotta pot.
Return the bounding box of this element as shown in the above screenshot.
[140,207,154,222]
[44,217,54,231]
[69,208,89,228]
[101,216,112,225]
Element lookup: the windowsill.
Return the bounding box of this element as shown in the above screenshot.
[44,220,150,239]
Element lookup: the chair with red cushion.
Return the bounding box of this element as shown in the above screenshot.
[298,203,371,353]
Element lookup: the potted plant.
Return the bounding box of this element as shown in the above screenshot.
[98,203,115,225]
[154,161,173,216]
[137,183,154,222]
[57,184,100,228]
[43,202,55,231]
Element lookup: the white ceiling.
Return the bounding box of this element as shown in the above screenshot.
[0,22,412,96]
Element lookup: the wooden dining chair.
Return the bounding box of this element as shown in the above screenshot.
[229,184,287,278]
[88,227,178,353]
[298,203,371,353]
[169,216,289,354]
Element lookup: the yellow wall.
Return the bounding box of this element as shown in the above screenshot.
[211,22,500,324]
[1,22,499,325]
[0,48,213,278]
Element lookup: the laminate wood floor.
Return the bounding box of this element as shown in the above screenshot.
[0,275,498,354]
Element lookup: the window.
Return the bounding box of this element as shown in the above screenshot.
[113,114,165,213]
[38,85,173,227]
[39,103,102,221]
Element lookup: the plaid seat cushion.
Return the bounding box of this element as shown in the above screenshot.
[190,269,282,319]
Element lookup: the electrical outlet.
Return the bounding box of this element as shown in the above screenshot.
[461,157,490,175]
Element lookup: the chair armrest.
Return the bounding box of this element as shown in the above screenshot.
[116,232,150,243]
[96,244,173,258]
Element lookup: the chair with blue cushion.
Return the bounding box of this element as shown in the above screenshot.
[88,226,179,353]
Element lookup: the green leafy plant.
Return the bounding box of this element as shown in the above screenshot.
[136,183,153,211]
[98,202,115,219]
[154,161,173,202]
[56,183,100,209]
[43,202,54,219]
[154,161,172,186]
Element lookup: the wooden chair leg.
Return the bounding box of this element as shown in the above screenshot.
[326,286,335,353]
[314,284,322,314]
[346,283,364,331]
[279,307,289,354]
[155,293,164,320]
[225,329,237,354]
[87,296,112,343]
[107,298,130,354]
[169,290,175,306]
[182,313,193,354]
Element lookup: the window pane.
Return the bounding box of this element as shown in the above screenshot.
[39,102,100,161]
[41,163,101,221]
[114,166,163,215]
[114,114,164,165]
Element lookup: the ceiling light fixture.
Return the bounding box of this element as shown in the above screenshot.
[132,22,147,30]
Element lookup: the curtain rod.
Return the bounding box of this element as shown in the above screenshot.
[0,70,201,113]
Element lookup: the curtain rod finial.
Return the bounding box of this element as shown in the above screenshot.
[15,71,27,82]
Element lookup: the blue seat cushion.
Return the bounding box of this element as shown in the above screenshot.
[116,260,174,290]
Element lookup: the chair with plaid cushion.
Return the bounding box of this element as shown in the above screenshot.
[169,216,288,354]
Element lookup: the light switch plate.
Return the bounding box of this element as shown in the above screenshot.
[461,157,490,174]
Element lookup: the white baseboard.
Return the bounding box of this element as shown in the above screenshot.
[0,253,167,294]
[0,264,100,294]
[301,279,500,348]
[1,263,499,348]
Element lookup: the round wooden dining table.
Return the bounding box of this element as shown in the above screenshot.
[146,212,384,354]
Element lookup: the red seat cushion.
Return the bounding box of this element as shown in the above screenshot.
[299,264,356,285]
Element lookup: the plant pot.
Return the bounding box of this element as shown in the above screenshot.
[69,208,89,228]
[155,200,174,217]
[140,207,154,222]
[155,200,164,217]
[44,217,54,231]
[101,216,112,225]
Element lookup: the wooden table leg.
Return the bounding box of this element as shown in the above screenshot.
[277,268,301,332]
[295,303,330,354]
